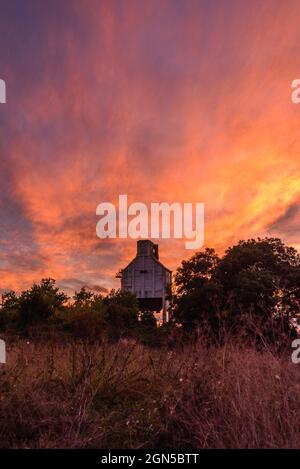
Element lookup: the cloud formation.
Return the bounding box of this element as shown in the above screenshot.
[1,0,300,293]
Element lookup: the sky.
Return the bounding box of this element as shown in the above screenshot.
[0,0,300,295]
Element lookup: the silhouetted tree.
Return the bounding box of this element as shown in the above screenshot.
[173,248,223,332]
[73,288,94,308]
[103,289,139,341]
[173,238,299,341]
[0,291,19,331]
[18,278,68,331]
[215,238,300,321]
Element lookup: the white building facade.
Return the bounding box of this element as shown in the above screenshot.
[118,240,172,322]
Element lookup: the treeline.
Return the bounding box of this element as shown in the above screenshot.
[172,237,300,345]
[0,281,149,342]
[1,237,300,345]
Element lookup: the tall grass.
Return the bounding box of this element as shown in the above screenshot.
[0,338,300,448]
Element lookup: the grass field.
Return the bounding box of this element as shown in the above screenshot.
[0,338,300,448]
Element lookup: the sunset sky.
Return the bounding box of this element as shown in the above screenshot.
[0,0,300,295]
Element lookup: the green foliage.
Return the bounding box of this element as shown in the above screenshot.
[139,310,157,328]
[175,248,220,296]
[134,310,158,346]
[0,284,140,341]
[61,309,105,341]
[173,238,300,341]
[173,248,223,332]
[18,279,68,325]
[215,238,300,322]
[0,291,19,331]
[104,289,139,312]
[73,287,95,308]
[0,279,69,335]
[1,238,299,344]
[103,289,139,341]
[57,287,106,341]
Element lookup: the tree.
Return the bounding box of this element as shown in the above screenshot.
[73,288,94,308]
[103,289,139,341]
[18,278,68,329]
[173,248,223,331]
[215,238,300,321]
[104,289,139,311]
[173,238,299,340]
[0,291,19,331]
[175,248,220,296]
[61,288,106,341]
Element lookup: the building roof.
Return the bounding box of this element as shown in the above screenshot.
[121,254,172,274]
[117,240,172,277]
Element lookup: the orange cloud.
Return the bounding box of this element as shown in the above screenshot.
[1,0,300,293]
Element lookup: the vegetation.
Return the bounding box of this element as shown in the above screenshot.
[0,280,139,342]
[0,237,300,448]
[1,238,299,345]
[0,339,300,448]
[173,237,300,343]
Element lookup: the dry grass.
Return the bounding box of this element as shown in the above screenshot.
[0,338,300,448]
